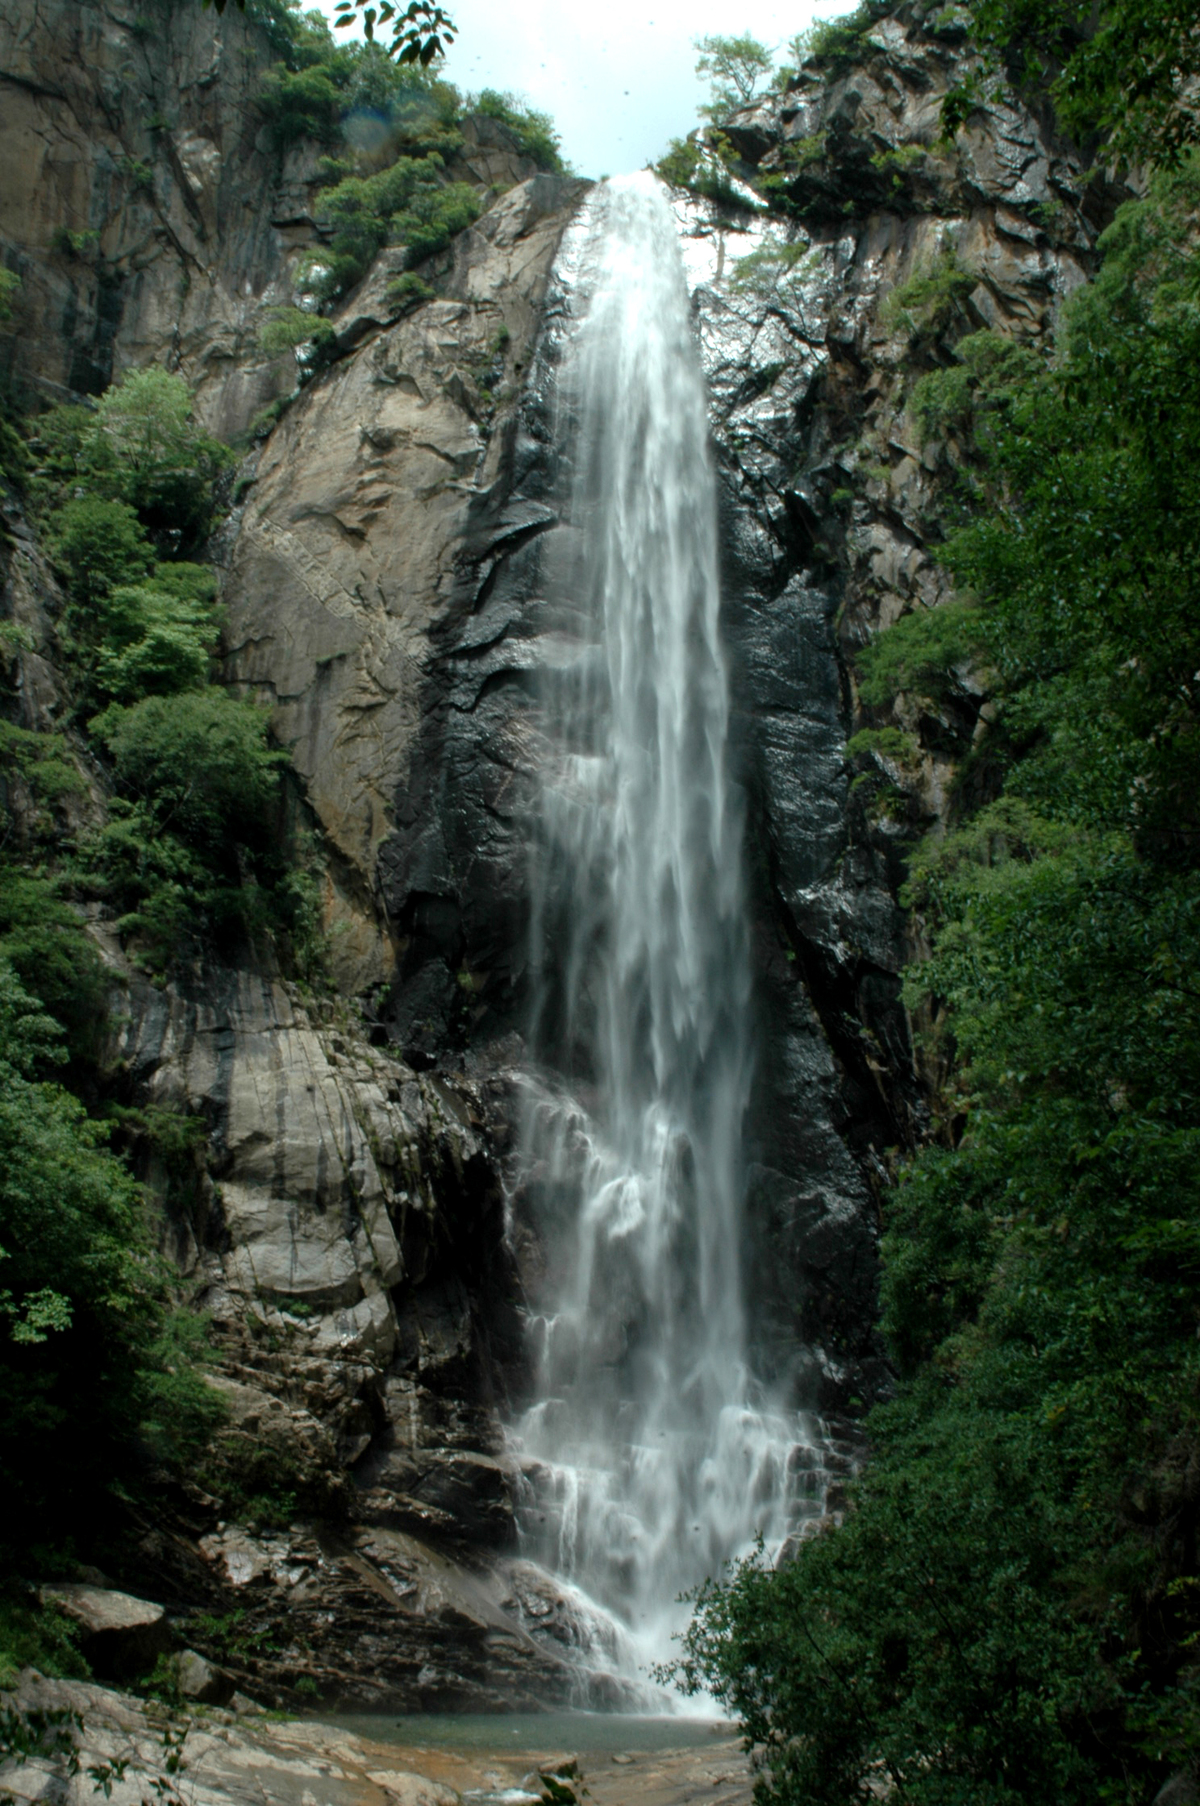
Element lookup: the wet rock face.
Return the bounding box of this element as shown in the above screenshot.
[105,958,623,1707]
[111,960,524,1519]
[658,3,1113,1396]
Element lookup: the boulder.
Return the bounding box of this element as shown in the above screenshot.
[39,1585,171,1681]
[176,1649,235,1707]
[365,1771,460,1806]
[1154,1778,1199,1806]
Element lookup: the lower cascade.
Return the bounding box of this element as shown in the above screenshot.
[509,173,831,1692]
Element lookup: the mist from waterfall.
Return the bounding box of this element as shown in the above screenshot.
[510,174,826,1686]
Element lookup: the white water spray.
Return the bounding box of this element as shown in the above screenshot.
[511,175,827,1685]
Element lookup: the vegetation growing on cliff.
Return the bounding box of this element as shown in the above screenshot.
[0,364,327,1613]
[246,5,564,304]
[675,126,1200,1806]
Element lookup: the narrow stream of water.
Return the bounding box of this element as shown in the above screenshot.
[509,174,829,1691]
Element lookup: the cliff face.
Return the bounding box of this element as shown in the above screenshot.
[679,2,1111,1399]
[0,0,1114,1708]
[0,0,542,438]
[0,0,309,437]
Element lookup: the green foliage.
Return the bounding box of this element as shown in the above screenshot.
[0,275,30,490]
[473,88,565,173]
[84,689,287,960]
[678,125,1200,1806]
[183,1608,280,1665]
[654,136,701,188]
[329,0,457,67]
[730,232,816,294]
[844,725,922,767]
[386,271,434,308]
[90,584,217,702]
[305,153,480,301]
[35,369,233,552]
[756,133,828,202]
[89,367,234,542]
[239,0,337,69]
[0,959,221,1565]
[0,1595,87,1691]
[854,596,986,708]
[959,0,1200,168]
[45,497,152,605]
[0,716,85,835]
[50,228,100,259]
[693,33,774,121]
[907,330,1042,445]
[0,869,108,1066]
[119,156,155,192]
[258,307,336,357]
[882,247,977,339]
[257,61,343,146]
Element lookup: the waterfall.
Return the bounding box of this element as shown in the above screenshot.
[511,173,825,1687]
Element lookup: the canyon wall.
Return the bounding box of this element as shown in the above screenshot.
[0,0,1113,1706]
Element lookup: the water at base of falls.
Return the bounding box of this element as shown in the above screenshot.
[506,174,834,1697]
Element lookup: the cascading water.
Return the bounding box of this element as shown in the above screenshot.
[510,173,829,1689]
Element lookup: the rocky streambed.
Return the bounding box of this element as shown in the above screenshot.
[1,1674,751,1806]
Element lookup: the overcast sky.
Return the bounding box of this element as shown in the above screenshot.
[312,0,842,179]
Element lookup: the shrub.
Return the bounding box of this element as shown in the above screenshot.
[907,332,1042,446]
[89,367,234,543]
[474,89,565,172]
[855,597,986,708]
[386,271,434,309]
[45,496,152,604]
[0,958,222,1566]
[84,690,287,959]
[655,137,700,188]
[92,689,283,859]
[258,307,336,356]
[393,178,480,260]
[0,720,83,839]
[257,62,343,147]
[305,153,481,301]
[91,588,214,701]
[731,233,817,294]
[0,869,109,1066]
[882,247,976,340]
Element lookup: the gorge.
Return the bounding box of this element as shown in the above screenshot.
[5,0,1195,1790]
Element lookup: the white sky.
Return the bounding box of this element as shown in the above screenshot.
[312,0,842,179]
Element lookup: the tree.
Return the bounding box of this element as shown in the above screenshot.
[673,150,1200,1806]
[206,0,457,66]
[0,959,222,1567]
[953,0,1200,166]
[693,33,775,120]
[88,367,233,543]
[44,496,152,606]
